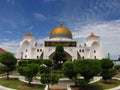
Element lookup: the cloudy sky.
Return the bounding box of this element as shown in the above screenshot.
[0,0,120,59]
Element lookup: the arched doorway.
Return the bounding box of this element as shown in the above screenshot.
[49,51,72,61]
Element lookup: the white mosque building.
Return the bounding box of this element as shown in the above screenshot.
[17,23,105,61]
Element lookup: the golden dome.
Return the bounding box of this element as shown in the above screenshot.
[50,23,72,39]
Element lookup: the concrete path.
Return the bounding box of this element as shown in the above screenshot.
[0,85,16,90]
[106,77,120,90]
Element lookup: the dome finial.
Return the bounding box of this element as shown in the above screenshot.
[59,22,63,27]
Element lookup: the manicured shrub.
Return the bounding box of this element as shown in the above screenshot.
[100,58,116,82]
[28,59,42,65]
[18,60,28,66]
[39,66,51,74]
[17,63,39,86]
[74,59,101,83]
[42,60,53,67]
[100,58,114,69]
[0,52,17,79]
[53,44,66,69]
[62,61,77,79]
[114,65,120,71]
[40,73,59,90]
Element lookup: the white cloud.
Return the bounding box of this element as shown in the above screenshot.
[0,40,20,56]
[36,37,49,45]
[6,0,15,4]
[33,13,48,20]
[71,19,120,59]
[26,26,34,31]
[4,31,13,34]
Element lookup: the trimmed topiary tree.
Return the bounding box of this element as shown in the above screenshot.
[101,69,116,82]
[42,60,53,68]
[53,44,66,69]
[74,59,101,83]
[40,73,59,90]
[0,52,17,79]
[101,58,114,69]
[18,63,39,86]
[100,58,116,82]
[18,60,28,67]
[62,61,77,79]
[114,65,120,71]
[39,66,51,74]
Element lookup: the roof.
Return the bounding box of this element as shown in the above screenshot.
[88,32,99,38]
[24,33,33,36]
[0,48,7,54]
[79,45,82,48]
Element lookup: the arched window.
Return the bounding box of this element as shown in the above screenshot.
[37,49,39,52]
[37,56,39,59]
[26,49,28,52]
[82,56,84,59]
[40,49,42,52]
[95,56,96,59]
[82,49,84,53]
[94,50,96,53]
[79,49,81,52]
[25,55,27,58]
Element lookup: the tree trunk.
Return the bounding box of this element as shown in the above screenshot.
[48,84,50,90]
[28,78,32,86]
[28,81,31,86]
[6,71,9,79]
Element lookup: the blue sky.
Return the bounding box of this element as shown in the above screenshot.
[0,0,120,59]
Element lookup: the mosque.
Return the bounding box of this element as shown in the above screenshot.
[17,23,105,61]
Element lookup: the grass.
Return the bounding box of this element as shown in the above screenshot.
[71,79,120,90]
[0,78,45,90]
[95,79,120,89]
[71,84,103,90]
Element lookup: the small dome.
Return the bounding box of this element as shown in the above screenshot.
[24,33,33,36]
[50,23,72,39]
[88,32,99,38]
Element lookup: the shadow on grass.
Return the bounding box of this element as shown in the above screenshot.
[71,84,103,90]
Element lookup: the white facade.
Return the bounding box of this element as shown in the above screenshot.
[78,33,105,59]
[17,26,105,60]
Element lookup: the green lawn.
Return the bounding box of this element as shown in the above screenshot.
[94,79,120,89]
[71,84,103,90]
[0,78,45,90]
[71,79,120,90]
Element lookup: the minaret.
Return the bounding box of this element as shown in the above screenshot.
[84,33,105,59]
[17,33,35,59]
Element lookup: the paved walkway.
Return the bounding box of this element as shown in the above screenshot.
[0,85,15,90]
[106,77,120,90]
